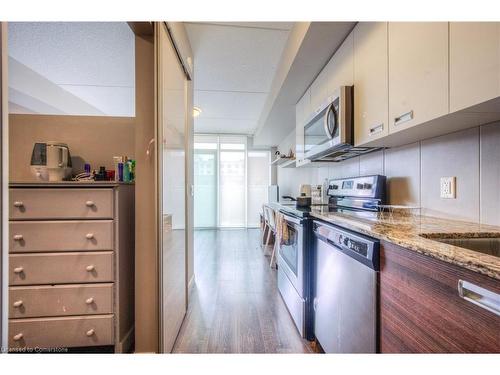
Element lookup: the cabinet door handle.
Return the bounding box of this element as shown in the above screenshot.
[369,123,384,135]
[13,300,23,308]
[86,233,94,239]
[85,200,95,207]
[13,267,24,274]
[86,265,95,272]
[13,234,23,241]
[13,201,24,207]
[86,329,95,337]
[13,333,24,341]
[458,279,500,317]
[85,297,95,304]
[394,110,413,126]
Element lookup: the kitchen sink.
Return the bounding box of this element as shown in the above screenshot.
[420,234,500,258]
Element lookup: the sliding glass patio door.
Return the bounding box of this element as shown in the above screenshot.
[194,140,217,228]
[194,135,270,228]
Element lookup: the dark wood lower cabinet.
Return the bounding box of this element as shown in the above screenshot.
[379,241,500,353]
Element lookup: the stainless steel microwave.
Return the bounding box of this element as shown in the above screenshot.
[303,86,354,161]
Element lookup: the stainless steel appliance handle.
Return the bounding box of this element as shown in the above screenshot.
[458,279,500,317]
[369,123,384,135]
[394,110,413,126]
[323,103,335,139]
[281,213,301,225]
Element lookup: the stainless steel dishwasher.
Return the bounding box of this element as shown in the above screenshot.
[313,220,380,353]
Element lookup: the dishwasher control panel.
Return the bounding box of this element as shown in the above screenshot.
[313,221,380,271]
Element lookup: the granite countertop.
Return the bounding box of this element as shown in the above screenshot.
[309,207,500,280]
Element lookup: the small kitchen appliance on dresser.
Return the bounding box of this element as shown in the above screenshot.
[313,174,386,353]
[30,141,73,181]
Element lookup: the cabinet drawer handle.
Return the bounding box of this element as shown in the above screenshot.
[369,123,384,135]
[13,300,23,308]
[85,200,95,207]
[13,234,23,241]
[13,201,24,207]
[86,329,95,337]
[85,297,95,304]
[13,267,24,274]
[458,279,500,317]
[394,110,413,126]
[13,333,24,341]
[86,233,94,239]
[85,265,95,272]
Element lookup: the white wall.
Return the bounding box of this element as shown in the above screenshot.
[277,121,500,226]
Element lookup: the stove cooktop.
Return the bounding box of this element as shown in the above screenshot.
[274,202,378,219]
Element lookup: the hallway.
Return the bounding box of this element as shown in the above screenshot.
[173,229,313,353]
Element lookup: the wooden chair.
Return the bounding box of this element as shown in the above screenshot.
[263,205,278,268]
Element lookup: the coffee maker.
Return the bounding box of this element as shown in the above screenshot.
[30,142,73,181]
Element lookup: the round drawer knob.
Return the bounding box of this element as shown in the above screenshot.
[85,201,95,207]
[13,234,24,241]
[85,265,95,272]
[86,233,94,239]
[86,329,95,337]
[13,333,23,341]
[13,300,23,308]
[85,297,94,304]
[13,201,24,208]
[13,267,24,274]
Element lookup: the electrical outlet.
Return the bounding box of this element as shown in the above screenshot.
[440,177,456,199]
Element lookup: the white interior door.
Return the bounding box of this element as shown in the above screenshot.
[157,22,187,353]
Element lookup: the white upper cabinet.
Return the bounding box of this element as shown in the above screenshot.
[295,89,310,167]
[388,22,449,134]
[449,22,500,112]
[353,22,388,146]
[310,33,354,115]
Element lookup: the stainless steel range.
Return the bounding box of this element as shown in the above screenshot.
[274,202,316,341]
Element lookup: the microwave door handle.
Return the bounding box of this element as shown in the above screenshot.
[323,103,335,139]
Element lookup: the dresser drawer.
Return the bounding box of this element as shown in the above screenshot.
[9,284,114,318]
[10,221,114,253]
[10,188,114,220]
[9,252,114,285]
[9,315,114,348]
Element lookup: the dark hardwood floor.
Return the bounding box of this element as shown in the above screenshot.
[172,229,313,353]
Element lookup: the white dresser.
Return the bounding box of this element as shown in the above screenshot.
[8,182,134,352]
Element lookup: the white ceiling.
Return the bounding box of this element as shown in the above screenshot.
[186,22,293,135]
[8,22,135,117]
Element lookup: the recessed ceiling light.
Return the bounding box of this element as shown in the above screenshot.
[193,107,202,118]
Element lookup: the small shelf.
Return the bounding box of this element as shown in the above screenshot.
[270,156,296,168]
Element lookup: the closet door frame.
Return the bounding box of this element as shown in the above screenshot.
[0,22,8,351]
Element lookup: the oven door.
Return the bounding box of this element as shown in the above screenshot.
[277,213,304,296]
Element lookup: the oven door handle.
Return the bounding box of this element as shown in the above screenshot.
[280,212,302,225]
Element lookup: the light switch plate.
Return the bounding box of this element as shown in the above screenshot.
[440,177,456,199]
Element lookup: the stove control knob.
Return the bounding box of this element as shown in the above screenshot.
[344,237,350,246]
[357,183,364,189]
[364,183,372,190]
[338,235,343,245]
